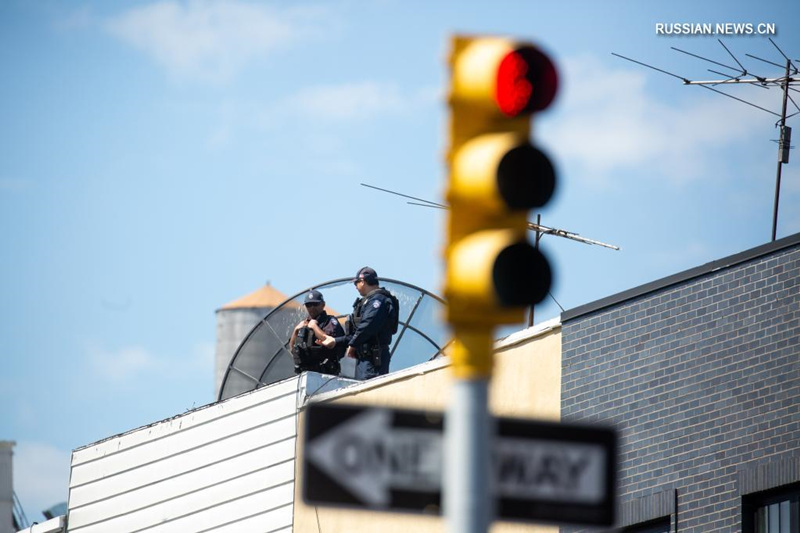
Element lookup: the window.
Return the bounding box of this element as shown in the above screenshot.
[621,517,670,533]
[743,483,800,533]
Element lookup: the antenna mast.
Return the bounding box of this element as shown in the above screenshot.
[614,38,798,241]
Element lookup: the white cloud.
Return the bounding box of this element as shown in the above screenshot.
[13,442,71,520]
[87,343,159,381]
[232,80,436,173]
[85,341,214,382]
[104,0,326,83]
[544,54,776,184]
[282,81,435,121]
[205,81,436,149]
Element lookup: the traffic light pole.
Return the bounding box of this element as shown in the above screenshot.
[445,328,494,533]
[444,35,559,532]
[446,378,492,532]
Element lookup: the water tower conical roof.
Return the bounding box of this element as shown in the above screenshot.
[217,283,290,311]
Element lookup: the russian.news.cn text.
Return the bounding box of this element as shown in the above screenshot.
[655,22,777,36]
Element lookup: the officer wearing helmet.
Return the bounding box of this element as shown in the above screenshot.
[318,267,399,380]
[289,289,345,375]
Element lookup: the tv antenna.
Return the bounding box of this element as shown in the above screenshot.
[361,182,620,326]
[613,38,798,242]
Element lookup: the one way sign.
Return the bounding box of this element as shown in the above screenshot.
[303,403,616,527]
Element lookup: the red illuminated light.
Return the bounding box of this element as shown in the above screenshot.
[495,46,558,117]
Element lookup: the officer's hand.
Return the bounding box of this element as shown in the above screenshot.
[316,336,336,349]
[346,346,358,359]
[308,319,318,328]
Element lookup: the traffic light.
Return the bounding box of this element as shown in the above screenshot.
[445,35,558,327]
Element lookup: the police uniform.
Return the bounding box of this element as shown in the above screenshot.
[292,291,346,375]
[335,267,398,379]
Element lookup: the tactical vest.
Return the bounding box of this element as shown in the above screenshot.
[348,288,400,342]
[292,326,340,375]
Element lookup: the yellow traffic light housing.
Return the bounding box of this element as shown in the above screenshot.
[443,37,560,523]
[445,35,558,330]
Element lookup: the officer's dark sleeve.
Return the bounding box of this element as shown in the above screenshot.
[324,317,347,359]
[327,316,350,349]
[349,295,390,347]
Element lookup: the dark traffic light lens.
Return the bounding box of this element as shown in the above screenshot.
[496,46,558,117]
[493,242,552,306]
[497,144,556,209]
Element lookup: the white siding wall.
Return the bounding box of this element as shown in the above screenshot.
[67,378,299,533]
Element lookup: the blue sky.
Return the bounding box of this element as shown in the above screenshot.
[2,0,799,522]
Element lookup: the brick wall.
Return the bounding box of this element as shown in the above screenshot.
[561,236,800,532]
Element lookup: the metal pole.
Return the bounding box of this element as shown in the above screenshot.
[445,328,494,533]
[528,214,542,328]
[771,59,791,242]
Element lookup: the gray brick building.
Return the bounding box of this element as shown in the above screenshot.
[561,233,800,532]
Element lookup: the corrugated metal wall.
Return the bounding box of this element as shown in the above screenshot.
[67,378,299,533]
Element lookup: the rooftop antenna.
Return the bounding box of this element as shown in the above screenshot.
[613,38,798,242]
[361,182,619,326]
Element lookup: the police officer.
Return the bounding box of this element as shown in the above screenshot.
[289,289,345,375]
[319,267,398,379]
